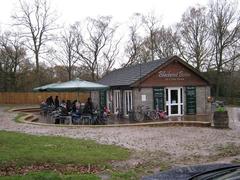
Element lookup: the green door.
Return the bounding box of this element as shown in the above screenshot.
[186,86,196,114]
[99,90,107,111]
[153,88,165,111]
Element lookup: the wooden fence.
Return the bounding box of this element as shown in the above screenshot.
[0,92,89,104]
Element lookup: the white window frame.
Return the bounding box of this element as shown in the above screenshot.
[165,87,184,116]
[106,90,111,112]
[124,90,133,116]
[113,90,121,114]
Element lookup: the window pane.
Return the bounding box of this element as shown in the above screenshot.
[171,105,178,114]
[171,90,178,103]
[125,92,128,114]
[129,92,132,110]
[166,89,168,102]
[180,88,183,103]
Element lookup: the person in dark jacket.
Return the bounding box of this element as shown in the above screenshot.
[72,100,77,112]
[54,96,59,109]
[46,96,54,106]
[83,97,93,114]
[66,100,72,112]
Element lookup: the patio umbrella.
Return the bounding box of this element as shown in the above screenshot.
[33,78,109,100]
[46,78,109,92]
[33,82,60,92]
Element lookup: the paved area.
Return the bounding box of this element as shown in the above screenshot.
[36,112,211,125]
[0,106,240,159]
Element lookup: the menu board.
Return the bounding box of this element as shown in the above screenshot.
[99,90,107,110]
[186,86,196,114]
[153,88,164,111]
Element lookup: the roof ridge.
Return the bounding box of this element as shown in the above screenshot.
[109,58,167,74]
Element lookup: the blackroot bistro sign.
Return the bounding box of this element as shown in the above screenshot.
[158,70,191,81]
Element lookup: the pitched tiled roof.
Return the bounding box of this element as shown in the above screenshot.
[98,58,168,86]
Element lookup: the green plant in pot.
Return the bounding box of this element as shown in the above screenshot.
[213,106,229,128]
[216,106,225,112]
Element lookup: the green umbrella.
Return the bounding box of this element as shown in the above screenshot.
[46,78,109,92]
[33,79,109,101]
[33,82,60,92]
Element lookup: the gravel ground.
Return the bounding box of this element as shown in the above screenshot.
[0,106,240,159]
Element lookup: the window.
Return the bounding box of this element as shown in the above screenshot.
[124,90,132,115]
[165,87,184,116]
[106,91,112,112]
[113,90,121,114]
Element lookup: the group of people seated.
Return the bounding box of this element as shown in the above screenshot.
[41,96,108,125]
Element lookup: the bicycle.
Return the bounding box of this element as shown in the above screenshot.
[153,108,168,120]
[134,105,156,122]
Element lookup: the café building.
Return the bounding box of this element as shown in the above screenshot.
[97,56,211,117]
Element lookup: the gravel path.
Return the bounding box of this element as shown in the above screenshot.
[0,106,240,159]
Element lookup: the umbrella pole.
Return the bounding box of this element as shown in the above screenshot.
[77,91,80,101]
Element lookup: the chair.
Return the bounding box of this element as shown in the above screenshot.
[80,114,92,125]
[72,113,81,125]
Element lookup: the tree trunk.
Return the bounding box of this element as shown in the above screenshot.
[35,53,40,85]
[68,68,72,81]
[91,69,95,81]
[150,31,154,61]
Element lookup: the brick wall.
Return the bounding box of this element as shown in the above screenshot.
[133,88,153,111]
[196,86,211,114]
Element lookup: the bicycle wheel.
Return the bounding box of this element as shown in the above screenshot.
[135,112,144,122]
[149,111,158,121]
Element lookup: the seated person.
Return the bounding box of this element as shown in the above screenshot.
[66,100,72,112]
[46,96,54,106]
[72,100,77,112]
[40,101,47,108]
[60,100,66,108]
[83,97,93,115]
[55,101,68,124]
[60,106,68,116]
[75,101,81,115]
[71,100,81,122]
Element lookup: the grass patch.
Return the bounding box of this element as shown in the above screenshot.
[13,113,26,123]
[111,170,137,180]
[0,171,100,180]
[215,143,240,157]
[231,158,240,164]
[0,131,129,167]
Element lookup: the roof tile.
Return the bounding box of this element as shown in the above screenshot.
[98,58,168,86]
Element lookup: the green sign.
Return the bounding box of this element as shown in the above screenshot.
[153,88,164,111]
[186,86,196,114]
[99,90,107,110]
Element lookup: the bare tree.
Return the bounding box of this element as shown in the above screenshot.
[55,26,78,80]
[73,16,119,81]
[208,0,240,96]
[176,6,211,71]
[154,26,177,59]
[101,38,120,76]
[0,31,26,91]
[142,12,161,61]
[12,0,57,84]
[123,13,143,67]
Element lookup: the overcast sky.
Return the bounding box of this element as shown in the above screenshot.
[0,0,211,66]
[0,0,210,28]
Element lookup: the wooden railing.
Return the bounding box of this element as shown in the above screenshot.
[0,92,89,104]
